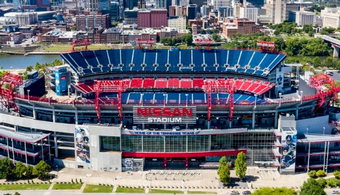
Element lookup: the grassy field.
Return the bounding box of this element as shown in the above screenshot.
[0,183,50,190]
[52,183,83,190]
[116,187,145,193]
[44,44,111,52]
[188,191,217,194]
[83,184,113,193]
[149,189,184,194]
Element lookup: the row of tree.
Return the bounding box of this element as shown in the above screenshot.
[159,34,193,46]
[218,152,247,185]
[0,158,51,180]
[252,178,327,195]
[223,33,332,58]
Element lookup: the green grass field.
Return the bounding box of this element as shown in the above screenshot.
[52,183,83,190]
[44,45,111,52]
[188,191,217,194]
[149,189,184,194]
[116,187,145,193]
[83,184,113,193]
[0,183,50,190]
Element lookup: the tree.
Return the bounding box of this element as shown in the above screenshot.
[0,158,15,179]
[33,160,51,179]
[14,162,26,179]
[25,165,33,179]
[252,187,296,195]
[218,163,230,185]
[212,34,221,42]
[218,156,231,185]
[218,156,229,175]
[300,178,326,195]
[235,152,247,180]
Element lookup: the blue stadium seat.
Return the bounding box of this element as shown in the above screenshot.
[169,49,180,72]
[107,49,121,71]
[144,50,156,71]
[154,92,165,104]
[193,50,204,72]
[142,92,154,104]
[204,50,216,72]
[121,49,133,71]
[127,92,141,104]
[157,50,168,71]
[167,92,180,104]
[193,92,205,104]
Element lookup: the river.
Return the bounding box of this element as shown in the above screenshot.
[0,54,61,70]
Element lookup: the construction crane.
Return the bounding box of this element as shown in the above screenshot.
[0,72,23,113]
[203,79,235,128]
[70,40,91,53]
[93,80,127,123]
[309,73,340,111]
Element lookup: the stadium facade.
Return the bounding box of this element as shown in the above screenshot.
[1,47,340,174]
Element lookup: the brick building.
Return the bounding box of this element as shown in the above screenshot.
[76,14,110,31]
[221,18,260,38]
[137,9,167,28]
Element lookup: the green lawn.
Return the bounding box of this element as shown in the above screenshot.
[44,45,111,52]
[0,183,50,190]
[116,187,145,193]
[188,191,217,194]
[149,189,184,194]
[83,184,113,193]
[52,183,83,190]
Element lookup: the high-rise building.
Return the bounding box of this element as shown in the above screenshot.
[168,16,186,30]
[76,14,110,31]
[187,4,197,20]
[124,8,138,24]
[110,1,121,21]
[156,0,166,8]
[124,0,138,10]
[218,6,233,18]
[200,5,209,17]
[212,0,231,10]
[321,7,340,28]
[262,0,286,24]
[86,0,100,12]
[100,0,111,14]
[137,9,167,28]
[240,4,258,23]
[289,11,316,26]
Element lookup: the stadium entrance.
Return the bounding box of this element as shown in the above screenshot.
[144,157,204,170]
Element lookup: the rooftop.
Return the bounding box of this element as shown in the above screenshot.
[0,126,49,143]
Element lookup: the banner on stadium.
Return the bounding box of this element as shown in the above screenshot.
[75,125,90,163]
[133,106,197,124]
[280,130,297,173]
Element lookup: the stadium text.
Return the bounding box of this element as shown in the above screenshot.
[147,117,182,123]
[136,107,193,117]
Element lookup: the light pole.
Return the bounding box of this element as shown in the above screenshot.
[27,89,30,101]
[279,92,282,107]
[254,94,258,108]
[306,127,309,135]
[323,127,325,136]
[300,90,303,103]
[141,93,144,106]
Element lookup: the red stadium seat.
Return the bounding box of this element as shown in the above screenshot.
[193,78,204,88]
[130,78,143,88]
[180,79,192,88]
[143,78,155,88]
[155,78,168,88]
[168,78,180,88]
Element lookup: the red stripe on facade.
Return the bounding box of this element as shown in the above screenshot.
[122,149,247,158]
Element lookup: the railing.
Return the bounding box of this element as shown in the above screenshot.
[14,93,320,107]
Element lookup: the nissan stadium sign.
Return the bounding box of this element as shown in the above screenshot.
[133,106,197,124]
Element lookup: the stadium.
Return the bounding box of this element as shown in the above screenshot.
[1,40,340,174]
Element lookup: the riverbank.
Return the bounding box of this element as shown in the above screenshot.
[0,54,60,69]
